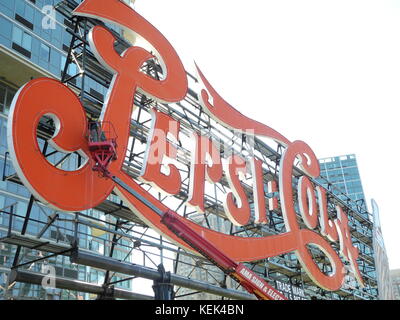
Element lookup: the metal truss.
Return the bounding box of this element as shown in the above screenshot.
[0,0,378,300]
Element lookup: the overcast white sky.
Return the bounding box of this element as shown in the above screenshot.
[134,0,400,270]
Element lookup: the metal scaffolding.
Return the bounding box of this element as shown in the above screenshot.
[0,0,378,300]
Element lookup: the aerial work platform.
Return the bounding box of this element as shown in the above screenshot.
[0,232,72,255]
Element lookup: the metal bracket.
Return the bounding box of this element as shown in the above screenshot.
[96,284,115,300]
[152,264,174,300]
[37,213,59,239]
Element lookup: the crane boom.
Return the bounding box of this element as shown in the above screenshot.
[161,209,287,300]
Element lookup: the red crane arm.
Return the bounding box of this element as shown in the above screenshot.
[161,209,287,300]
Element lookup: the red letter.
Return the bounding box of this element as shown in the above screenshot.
[250,157,268,224]
[267,180,279,212]
[335,205,365,287]
[224,155,251,226]
[297,176,318,230]
[7,79,114,211]
[279,140,344,291]
[140,110,181,195]
[316,186,338,242]
[187,133,222,213]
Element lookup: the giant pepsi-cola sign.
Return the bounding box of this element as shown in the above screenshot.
[7,0,364,292]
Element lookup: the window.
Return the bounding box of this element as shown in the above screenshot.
[21,34,31,51]
[61,55,78,78]
[15,0,34,30]
[40,43,50,62]
[60,55,66,73]
[17,1,34,21]
[12,26,32,57]
[12,26,23,45]
[0,85,5,113]
[0,195,5,225]
[0,83,16,115]
[6,88,15,108]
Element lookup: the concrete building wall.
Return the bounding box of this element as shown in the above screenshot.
[390,269,400,300]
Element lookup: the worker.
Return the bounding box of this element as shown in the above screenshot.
[88,120,100,142]
[87,113,106,142]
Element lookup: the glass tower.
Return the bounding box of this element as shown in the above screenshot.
[317,154,369,219]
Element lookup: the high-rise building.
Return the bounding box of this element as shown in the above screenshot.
[318,154,394,300]
[318,154,370,220]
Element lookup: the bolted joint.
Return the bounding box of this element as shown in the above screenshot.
[96,284,115,300]
[152,264,174,300]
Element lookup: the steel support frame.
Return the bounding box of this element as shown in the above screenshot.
[70,249,254,300]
